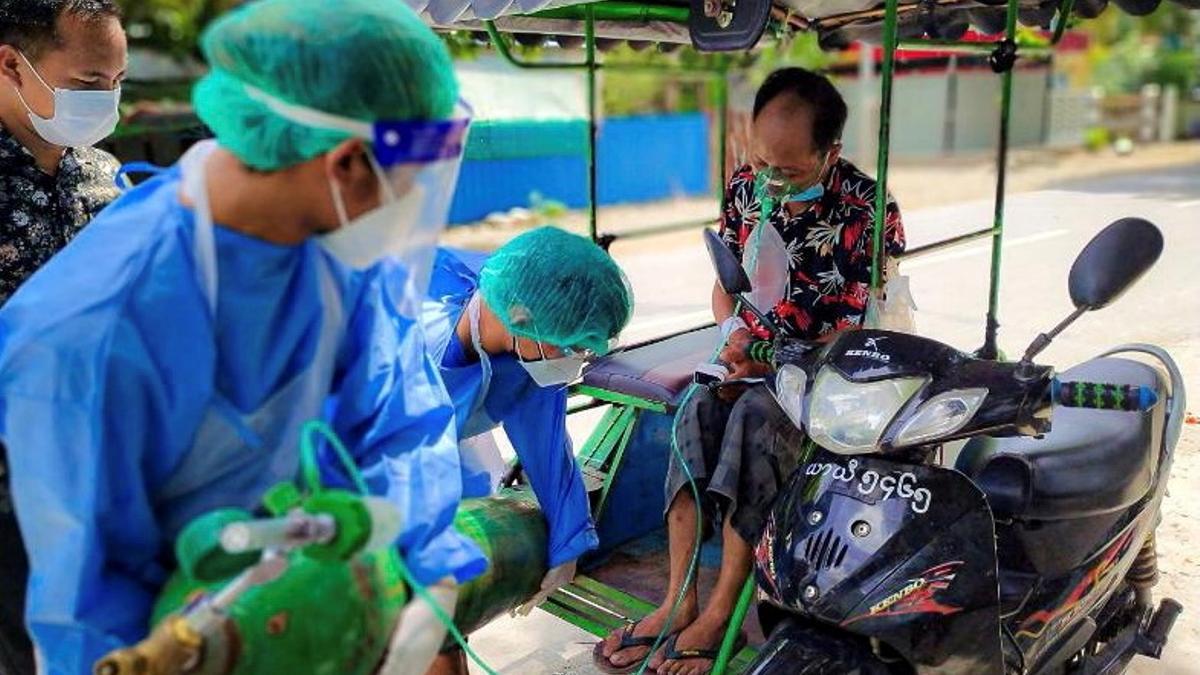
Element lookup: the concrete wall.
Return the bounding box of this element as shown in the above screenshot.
[839,67,1051,163]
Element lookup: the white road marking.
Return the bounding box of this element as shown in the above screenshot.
[903,229,1070,270]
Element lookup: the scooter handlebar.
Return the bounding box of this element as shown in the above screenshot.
[747,340,774,364]
[1051,379,1158,412]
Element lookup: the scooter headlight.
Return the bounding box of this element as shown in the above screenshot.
[769,364,807,430]
[893,388,988,447]
[807,368,925,455]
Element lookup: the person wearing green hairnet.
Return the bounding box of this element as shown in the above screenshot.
[0,0,488,671]
[416,226,632,672]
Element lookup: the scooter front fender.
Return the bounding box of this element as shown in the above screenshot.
[755,450,1004,674]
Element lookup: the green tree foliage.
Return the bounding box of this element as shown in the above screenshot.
[600,30,831,115]
[118,0,242,58]
[1084,4,1198,94]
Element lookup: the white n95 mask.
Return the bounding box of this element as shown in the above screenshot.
[518,354,588,388]
[513,337,591,388]
[321,157,426,270]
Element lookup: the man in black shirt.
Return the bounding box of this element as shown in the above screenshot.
[0,3,125,672]
[0,0,126,306]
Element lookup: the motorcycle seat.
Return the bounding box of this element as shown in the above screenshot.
[957,357,1164,521]
[580,325,719,410]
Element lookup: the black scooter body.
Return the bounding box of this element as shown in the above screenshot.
[749,330,1180,674]
[754,449,1004,672]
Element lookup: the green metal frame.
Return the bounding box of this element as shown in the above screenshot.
[484,12,732,244]
[531,0,690,23]
[570,384,668,519]
[564,381,765,673]
[575,404,639,515]
[574,385,670,414]
[543,576,760,669]
[875,0,1079,357]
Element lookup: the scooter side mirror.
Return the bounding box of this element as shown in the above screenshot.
[1021,217,1163,364]
[1069,218,1163,311]
[704,229,752,295]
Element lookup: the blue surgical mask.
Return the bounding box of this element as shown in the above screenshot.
[759,151,833,205]
[783,181,824,204]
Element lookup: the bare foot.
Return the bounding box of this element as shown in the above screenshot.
[653,615,732,675]
[597,600,699,670]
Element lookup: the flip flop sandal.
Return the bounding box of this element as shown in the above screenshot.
[593,620,668,674]
[655,631,748,675]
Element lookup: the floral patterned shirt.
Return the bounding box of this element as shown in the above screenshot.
[719,159,906,340]
[0,125,121,306]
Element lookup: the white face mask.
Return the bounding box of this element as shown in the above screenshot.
[513,337,588,388]
[519,355,588,388]
[14,52,120,148]
[319,154,422,270]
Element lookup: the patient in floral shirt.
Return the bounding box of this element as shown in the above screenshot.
[597,66,906,675]
[719,155,906,340]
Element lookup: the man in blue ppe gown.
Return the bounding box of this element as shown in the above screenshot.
[417,227,633,674]
[0,1,486,672]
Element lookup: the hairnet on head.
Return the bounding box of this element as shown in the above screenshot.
[192,0,459,171]
[479,226,633,357]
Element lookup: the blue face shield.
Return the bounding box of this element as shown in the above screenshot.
[241,84,473,309]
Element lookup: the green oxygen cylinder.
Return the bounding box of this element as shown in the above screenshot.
[94,489,549,675]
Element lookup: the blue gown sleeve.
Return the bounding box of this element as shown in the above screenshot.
[493,365,599,568]
[0,320,178,675]
[325,264,487,586]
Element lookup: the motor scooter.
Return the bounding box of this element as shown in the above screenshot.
[699,218,1186,674]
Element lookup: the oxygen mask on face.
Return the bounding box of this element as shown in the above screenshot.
[756,148,835,204]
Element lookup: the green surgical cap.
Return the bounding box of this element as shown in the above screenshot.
[193,0,458,171]
[479,227,634,357]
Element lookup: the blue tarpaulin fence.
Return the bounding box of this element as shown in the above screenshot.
[448,112,711,224]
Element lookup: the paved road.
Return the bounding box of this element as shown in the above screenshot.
[470,163,1200,673]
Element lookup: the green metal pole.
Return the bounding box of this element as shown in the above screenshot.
[980,0,1019,360]
[483,16,733,245]
[1050,0,1077,45]
[484,21,586,70]
[711,576,756,675]
[586,6,599,244]
[896,39,1050,56]
[871,0,901,291]
[530,1,690,23]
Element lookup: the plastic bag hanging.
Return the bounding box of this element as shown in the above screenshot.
[743,217,790,315]
[864,258,917,333]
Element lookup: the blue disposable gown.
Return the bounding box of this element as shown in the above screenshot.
[0,166,485,674]
[419,249,598,569]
